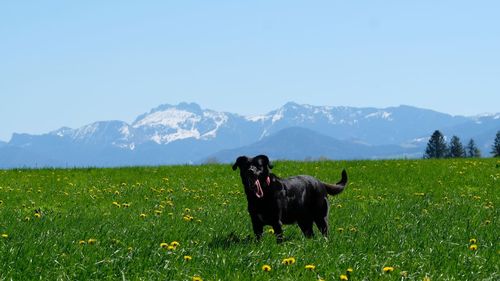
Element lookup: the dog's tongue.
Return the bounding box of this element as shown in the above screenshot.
[255,179,264,198]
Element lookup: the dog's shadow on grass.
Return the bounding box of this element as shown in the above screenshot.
[208,232,256,249]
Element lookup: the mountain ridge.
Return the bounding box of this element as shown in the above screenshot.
[1,102,498,168]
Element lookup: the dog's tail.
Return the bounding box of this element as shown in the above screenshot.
[325,169,348,196]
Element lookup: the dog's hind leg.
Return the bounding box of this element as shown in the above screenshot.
[314,198,330,237]
[315,216,329,237]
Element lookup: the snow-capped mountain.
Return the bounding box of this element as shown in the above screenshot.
[1,102,498,167]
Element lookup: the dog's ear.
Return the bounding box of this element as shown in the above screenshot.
[257,154,273,170]
[232,156,249,171]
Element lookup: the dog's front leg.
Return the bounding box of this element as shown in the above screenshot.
[272,221,284,243]
[250,214,264,241]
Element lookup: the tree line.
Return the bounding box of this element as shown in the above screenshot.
[424,130,500,159]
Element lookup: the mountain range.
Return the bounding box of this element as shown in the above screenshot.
[1,102,498,168]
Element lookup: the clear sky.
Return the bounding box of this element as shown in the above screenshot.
[1,1,499,141]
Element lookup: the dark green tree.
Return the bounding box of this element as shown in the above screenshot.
[448,135,465,158]
[492,131,500,157]
[466,139,481,158]
[424,130,448,159]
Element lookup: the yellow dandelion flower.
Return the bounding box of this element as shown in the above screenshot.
[469,244,478,251]
[34,213,41,218]
[139,213,147,218]
[1,233,8,239]
[112,201,121,208]
[160,242,169,249]
[184,255,192,261]
[337,227,344,233]
[114,190,120,195]
[192,276,203,281]
[267,228,275,234]
[469,238,477,244]
[167,245,175,250]
[183,215,194,221]
[154,210,162,215]
[122,203,130,208]
[485,220,491,225]
[170,241,180,248]
[383,266,394,273]
[87,238,97,245]
[340,274,348,280]
[262,264,272,272]
[305,264,316,270]
[423,276,431,281]
[78,240,86,245]
[127,246,133,252]
[282,257,296,265]
[346,268,353,274]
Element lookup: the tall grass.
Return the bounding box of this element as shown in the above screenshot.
[0,159,498,280]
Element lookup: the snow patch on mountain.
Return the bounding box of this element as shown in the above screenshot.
[133,108,200,128]
[365,111,393,121]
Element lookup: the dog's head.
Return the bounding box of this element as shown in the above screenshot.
[232,155,273,198]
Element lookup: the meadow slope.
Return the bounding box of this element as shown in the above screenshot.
[0,159,498,280]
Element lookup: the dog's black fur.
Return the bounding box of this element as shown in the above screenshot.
[232,154,348,242]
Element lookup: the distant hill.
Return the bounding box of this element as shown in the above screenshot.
[204,127,422,163]
[0,102,498,168]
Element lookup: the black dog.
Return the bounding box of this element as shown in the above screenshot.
[232,155,348,242]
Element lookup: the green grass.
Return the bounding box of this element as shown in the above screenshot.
[0,159,498,280]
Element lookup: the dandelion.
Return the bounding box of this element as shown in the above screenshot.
[112,201,121,208]
[485,220,491,225]
[34,213,41,218]
[160,242,169,249]
[154,210,162,215]
[87,238,97,245]
[192,276,203,281]
[423,276,431,281]
[469,244,478,251]
[346,267,353,279]
[282,257,296,265]
[469,238,477,244]
[183,215,194,221]
[139,213,147,218]
[262,265,272,272]
[1,233,8,239]
[267,228,275,234]
[184,255,192,261]
[305,264,316,271]
[340,274,348,280]
[383,266,394,273]
[170,241,180,248]
[337,227,344,233]
[78,240,86,245]
[167,245,175,250]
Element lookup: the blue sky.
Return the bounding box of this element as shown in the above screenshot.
[1,1,499,141]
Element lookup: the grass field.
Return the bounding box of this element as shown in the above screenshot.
[0,159,498,280]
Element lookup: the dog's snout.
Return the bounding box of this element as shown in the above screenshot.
[247,166,258,176]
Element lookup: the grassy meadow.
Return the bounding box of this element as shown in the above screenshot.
[0,159,498,280]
